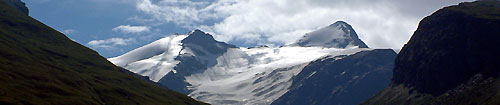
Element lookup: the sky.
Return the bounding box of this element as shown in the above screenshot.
[23,0,474,58]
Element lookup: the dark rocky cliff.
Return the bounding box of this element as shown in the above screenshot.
[363,0,500,104]
[393,0,500,96]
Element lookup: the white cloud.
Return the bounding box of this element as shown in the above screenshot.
[88,0,138,4]
[112,25,150,34]
[87,38,136,49]
[135,0,474,49]
[62,29,77,35]
[136,0,215,27]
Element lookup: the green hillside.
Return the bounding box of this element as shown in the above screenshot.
[0,1,207,105]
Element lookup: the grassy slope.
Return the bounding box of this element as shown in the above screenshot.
[0,1,206,105]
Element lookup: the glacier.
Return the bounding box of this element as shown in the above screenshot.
[109,21,394,105]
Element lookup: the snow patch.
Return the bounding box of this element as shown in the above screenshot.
[307,71,317,79]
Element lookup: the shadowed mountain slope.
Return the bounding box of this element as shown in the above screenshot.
[363,0,500,104]
[0,1,206,104]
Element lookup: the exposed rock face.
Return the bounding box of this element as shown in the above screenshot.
[181,29,238,55]
[392,0,500,96]
[363,0,500,104]
[2,0,28,15]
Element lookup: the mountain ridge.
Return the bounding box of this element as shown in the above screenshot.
[110,22,396,104]
[0,1,206,104]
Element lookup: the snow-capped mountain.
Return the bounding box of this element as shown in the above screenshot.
[293,21,368,48]
[109,34,187,82]
[109,21,395,105]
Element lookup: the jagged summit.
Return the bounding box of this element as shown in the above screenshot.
[181,29,237,55]
[294,21,369,48]
[183,29,218,44]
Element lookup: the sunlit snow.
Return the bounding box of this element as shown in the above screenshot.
[109,35,187,82]
[108,28,371,104]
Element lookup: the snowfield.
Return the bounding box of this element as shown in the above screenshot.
[185,46,371,104]
[109,21,375,104]
[111,41,370,104]
[109,35,187,82]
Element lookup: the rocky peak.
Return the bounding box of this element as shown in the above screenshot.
[182,29,217,44]
[181,29,237,55]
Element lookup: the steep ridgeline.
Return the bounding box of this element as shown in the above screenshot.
[0,1,205,105]
[110,21,396,104]
[294,21,369,48]
[363,0,500,105]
